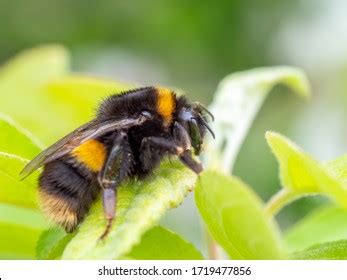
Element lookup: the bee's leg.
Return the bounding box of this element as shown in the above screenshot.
[173,122,203,173]
[97,131,132,240]
[173,122,192,151]
[141,136,202,174]
[178,151,203,174]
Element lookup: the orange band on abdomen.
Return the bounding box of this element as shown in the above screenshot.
[72,139,106,172]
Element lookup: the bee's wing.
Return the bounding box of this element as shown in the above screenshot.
[20,117,144,179]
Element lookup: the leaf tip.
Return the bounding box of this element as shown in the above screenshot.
[269,66,311,99]
[288,67,311,99]
[265,131,282,146]
[265,131,298,151]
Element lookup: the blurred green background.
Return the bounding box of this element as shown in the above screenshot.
[1,0,346,254]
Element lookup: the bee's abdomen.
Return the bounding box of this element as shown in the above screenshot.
[71,139,106,172]
[39,158,99,232]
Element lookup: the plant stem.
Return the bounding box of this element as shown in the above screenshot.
[206,230,220,260]
[264,189,298,217]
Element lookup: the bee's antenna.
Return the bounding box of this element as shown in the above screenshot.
[193,102,214,121]
[193,117,215,139]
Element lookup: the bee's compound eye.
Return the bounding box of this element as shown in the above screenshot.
[141,111,152,118]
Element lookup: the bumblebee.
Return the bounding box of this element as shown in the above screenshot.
[21,86,214,239]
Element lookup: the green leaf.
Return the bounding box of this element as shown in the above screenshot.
[0,113,43,159]
[62,161,197,259]
[0,203,46,229]
[43,75,130,138]
[46,75,130,103]
[206,67,310,172]
[195,170,286,259]
[0,45,70,144]
[125,226,203,260]
[0,44,69,87]
[0,203,47,259]
[0,45,129,144]
[36,228,72,260]
[265,132,347,215]
[285,207,347,252]
[292,240,347,260]
[0,152,40,208]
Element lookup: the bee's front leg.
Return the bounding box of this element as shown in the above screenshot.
[140,136,202,174]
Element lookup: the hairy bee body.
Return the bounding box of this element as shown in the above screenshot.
[23,86,213,237]
[39,154,99,232]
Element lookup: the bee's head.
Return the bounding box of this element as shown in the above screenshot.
[177,102,215,155]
